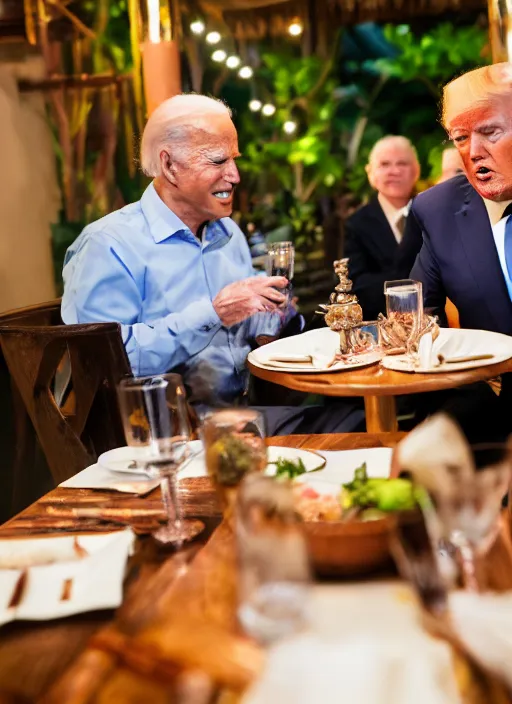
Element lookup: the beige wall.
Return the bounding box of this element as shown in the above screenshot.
[0,47,59,313]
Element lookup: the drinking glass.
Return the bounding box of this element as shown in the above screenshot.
[266,242,295,299]
[117,374,204,545]
[423,444,511,592]
[384,279,423,366]
[203,408,267,516]
[235,474,311,645]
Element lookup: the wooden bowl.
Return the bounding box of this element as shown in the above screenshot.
[302,515,397,576]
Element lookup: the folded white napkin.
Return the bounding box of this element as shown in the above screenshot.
[417,328,496,370]
[0,530,134,625]
[60,464,160,495]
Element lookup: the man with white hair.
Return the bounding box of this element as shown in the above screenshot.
[409,63,512,441]
[62,93,363,434]
[345,135,420,319]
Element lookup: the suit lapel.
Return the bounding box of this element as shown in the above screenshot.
[366,198,398,261]
[455,178,512,333]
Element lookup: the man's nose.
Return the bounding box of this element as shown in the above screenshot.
[469,133,486,161]
[225,160,240,184]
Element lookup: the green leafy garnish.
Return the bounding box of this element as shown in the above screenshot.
[274,456,307,479]
[341,462,417,513]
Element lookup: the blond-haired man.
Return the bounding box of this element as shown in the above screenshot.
[410,63,512,441]
[345,135,420,319]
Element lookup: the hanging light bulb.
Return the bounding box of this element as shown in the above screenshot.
[283,120,297,134]
[238,66,254,79]
[249,99,262,112]
[190,20,205,35]
[206,31,221,44]
[262,103,276,116]
[226,55,241,69]
[288,19,303,36]
[212,49,227,62]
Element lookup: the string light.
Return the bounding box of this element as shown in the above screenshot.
[206,31,221,44]
[212,49,227,62]
[288,20,303,36]
[226,55,241,69]
[283,120,297,134]
[190,20,205,35]
[249,99,262,112]
[262,103,276,116]
[238,66,254,79]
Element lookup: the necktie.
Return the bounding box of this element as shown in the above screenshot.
[395,213,406,242]
[502,204,512,282]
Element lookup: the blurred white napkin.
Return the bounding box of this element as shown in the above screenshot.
[244,582,461,704]
[60,464,160,495]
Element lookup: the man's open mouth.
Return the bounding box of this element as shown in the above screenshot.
[475,166,493,180]
[212,190,233,200]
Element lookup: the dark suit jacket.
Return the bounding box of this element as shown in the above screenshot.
[410,173,512,335]
[395,206,424,278]
[344,197,402,320]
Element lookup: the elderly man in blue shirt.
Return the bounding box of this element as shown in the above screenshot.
[62,94,363,434]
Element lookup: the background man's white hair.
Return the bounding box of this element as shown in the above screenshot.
[367,135,419,167]
[140,93,232,178]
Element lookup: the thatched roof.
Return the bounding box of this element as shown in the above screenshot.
[199,0,487,39]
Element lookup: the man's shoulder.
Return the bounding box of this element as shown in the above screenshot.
[81,200,146,242]
[413,173,470,214]
[346,198,380,227]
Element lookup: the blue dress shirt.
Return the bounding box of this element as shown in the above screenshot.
[62,183,283,404]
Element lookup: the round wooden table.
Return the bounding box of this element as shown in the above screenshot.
[248,357,512,433]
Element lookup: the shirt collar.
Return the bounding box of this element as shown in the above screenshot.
[140,182,194,243]
[483,197,512,227]
[378,193,411,223]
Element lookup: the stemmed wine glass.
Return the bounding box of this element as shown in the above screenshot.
[117,373,204,546]
[384,279,423,367]
[266,242,295,299]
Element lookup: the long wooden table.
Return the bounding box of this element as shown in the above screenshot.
[0,432,510,703]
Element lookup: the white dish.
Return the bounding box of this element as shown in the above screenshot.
[99,443,326,478]
[382,327,512,373]
[0,530,134,626]
[248,327,381,373]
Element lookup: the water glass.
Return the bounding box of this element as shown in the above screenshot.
[117,374,203,545]
[384,279,423,364]
[235,474,311,645]
[266,242,295,286]
[202,409,267,516]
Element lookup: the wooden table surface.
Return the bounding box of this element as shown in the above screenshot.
[247,357,512,397]
[0,431,511,703]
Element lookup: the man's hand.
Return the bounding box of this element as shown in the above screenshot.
[213,276,288,327]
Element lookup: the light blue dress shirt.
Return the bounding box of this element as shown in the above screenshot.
[62,183,284,404]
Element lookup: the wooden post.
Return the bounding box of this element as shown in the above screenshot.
[139,0,182,115]
[488,0,512,62]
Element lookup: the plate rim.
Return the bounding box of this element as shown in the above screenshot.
[248,349,382,374]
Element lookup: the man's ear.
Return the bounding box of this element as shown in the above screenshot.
[160,150,178,186]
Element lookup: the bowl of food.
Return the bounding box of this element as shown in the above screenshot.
[278,460,424,576]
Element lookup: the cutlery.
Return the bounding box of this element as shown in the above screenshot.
[266,355,313,364]
[46,507,165,520]
[435,353,494,367]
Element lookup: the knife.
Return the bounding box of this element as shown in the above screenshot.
[436,353,494,366]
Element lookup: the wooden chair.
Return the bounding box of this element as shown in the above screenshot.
[0,300,63,518]
[0,322,131,485]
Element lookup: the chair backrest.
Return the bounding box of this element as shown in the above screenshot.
[0,298,62,327]
[0,322,132,484]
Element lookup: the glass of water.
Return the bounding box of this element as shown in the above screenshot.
[266,242,295,298]
[235,474,311,645]
[384,279,423,366]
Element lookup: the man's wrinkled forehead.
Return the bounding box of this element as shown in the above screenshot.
[179,113,238,155]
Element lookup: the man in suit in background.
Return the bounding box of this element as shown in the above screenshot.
[410,62,512,441]
[395,147,465,278]
[345,136,420,319]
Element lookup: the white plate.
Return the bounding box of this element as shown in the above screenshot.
[99,443,326,478]
[381,327,512,373]
[248,327,381,373]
